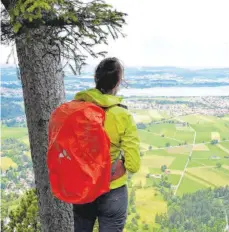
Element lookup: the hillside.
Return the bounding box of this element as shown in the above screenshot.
[1,94,229,230]
[156,187,229,232]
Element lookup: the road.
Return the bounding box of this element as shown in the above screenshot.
[150,139,229,151]
[224,207,229,232]
[174,126,196,196]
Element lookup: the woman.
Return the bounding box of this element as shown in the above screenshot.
[73,57,141,232]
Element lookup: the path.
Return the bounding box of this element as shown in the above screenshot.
[225,214,229,232]
[224,206,229,232]
[217,144,229,154]
[174,126,196,196]
[150,139,229,151]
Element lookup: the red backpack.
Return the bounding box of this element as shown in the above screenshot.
[47,100,124,204]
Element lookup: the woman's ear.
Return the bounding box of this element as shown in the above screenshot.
[116,78,121,87]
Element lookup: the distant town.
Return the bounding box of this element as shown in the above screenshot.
[124,96,229,117]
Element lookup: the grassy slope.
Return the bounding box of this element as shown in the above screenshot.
[2,110,228,227]
[1,127,28,140]
[134,111,229,225]
[1,157,18,171]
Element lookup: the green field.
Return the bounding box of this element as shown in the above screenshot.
[146,149,170,156]
[148,168,162,174]
[207,144,229,158]
[138,130,181,147]
[177,114,229,143]
[192,150,212,159]
[132,109,229,225]
[1,127,28,140]
[219,142,229,150]
[135,188,167,224]
[1,104,228,228]
[146,123,194,144]
[167,174,181,185]
[187,167,229,187]
[169,155,189,170]
[20,136,30,145]
[131,109,169,123]
[177,175,207,195]
[0,157,18,171]
[188,159,220,168]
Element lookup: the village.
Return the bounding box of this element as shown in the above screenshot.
[123,96,229,117]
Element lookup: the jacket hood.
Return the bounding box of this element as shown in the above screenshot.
[74,89,123,107]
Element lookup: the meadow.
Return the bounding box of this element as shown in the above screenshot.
[131,111,229,225]
[1,104,229,228]
[1,157,18,171]
[1,127,28,140]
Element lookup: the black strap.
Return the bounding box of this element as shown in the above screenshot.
[117,104,128,109]
[101,104,128,112]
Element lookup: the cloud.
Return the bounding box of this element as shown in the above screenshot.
[1,0,229,67]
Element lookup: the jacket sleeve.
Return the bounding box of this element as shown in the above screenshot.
[120,114,141,173]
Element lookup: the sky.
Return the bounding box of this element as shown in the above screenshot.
[1,0,229,68]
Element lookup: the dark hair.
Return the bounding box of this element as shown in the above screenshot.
[95,57,123,94]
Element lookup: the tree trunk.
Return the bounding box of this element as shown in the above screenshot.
[15,29,74,232]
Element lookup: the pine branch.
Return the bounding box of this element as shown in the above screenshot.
[1,0,127,73]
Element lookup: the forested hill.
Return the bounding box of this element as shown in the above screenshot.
[155,186,229,232]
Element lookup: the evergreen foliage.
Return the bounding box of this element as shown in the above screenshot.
[1,0,127,73]
[4,189,41,232]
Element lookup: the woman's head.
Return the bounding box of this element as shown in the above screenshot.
[95,57,124,95]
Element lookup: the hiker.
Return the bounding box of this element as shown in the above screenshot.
[73,57,141,232]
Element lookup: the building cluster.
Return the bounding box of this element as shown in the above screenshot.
[2,168,35,195]
[123,96,229,117]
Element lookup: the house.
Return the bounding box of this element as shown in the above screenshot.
[1,171,6,177]
[209,155,220,160]
[148,174,162,179]
[4,217,10,225]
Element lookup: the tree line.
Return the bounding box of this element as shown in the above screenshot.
[155,186,229,232]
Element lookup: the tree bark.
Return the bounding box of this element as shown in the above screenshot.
[15,28,74,232]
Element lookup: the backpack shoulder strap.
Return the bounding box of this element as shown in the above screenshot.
[74,99,128,111]
[102,104,128,112]
[117,104,128,110]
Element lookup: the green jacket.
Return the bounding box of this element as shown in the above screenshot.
[74,88,141,189]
